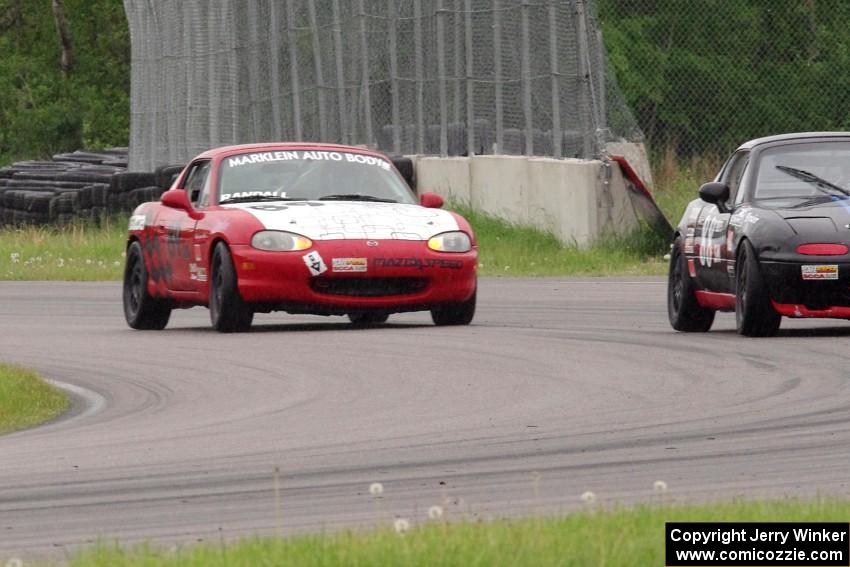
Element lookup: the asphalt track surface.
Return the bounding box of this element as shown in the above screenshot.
[2,278,850,559]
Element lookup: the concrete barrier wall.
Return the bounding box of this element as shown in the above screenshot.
[412,155,640,246]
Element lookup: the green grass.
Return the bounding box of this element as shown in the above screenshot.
[456,204,670,276]
[59,498,850,567]
[0,219,126,280]
[0,362,68,434]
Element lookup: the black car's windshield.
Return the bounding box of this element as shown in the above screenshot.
[217,150,415,205]
[754,141,850,203]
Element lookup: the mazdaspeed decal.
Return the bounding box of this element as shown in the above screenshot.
[224,201,460,240]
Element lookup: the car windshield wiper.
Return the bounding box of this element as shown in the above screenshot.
[219,195,304,205]
[318,194,397,203]
[775,165,850,197]
[790,194,850,209]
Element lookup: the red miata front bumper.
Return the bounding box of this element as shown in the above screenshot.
[229,239,477,313]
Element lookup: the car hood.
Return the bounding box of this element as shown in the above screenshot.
[773,200,850,234]
[222,200,461,240]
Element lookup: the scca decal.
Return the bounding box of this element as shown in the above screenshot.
[375,257,462,270]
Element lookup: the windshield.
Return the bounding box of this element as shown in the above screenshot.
[753,141,850,204]
[217,150,416,205]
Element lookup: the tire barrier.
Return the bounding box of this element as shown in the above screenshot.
[0,149,179,227]
[0,149,420,228]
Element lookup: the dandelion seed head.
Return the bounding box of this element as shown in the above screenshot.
[653,480,668,493]
[6,558,23,567]
[393,518,410,534]
[86,259,93,265]
[427,505,444,520]
[580,491,596,504]
[10,252,20,264]
[369,482,384,496]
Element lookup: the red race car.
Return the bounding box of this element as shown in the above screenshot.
[122,143,477,332]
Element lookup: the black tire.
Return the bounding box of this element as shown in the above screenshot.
[123,241,171,330]
[209,243,254,332]
[736,240,781,337]
[348,312,390,326]
[431,288,476,326]
[667,238,715,332]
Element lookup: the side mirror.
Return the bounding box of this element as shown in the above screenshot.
[698,182,730,211]
[161,189,204,220]
[419,192,444,209]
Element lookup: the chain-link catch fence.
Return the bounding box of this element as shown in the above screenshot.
[123,0,642,171]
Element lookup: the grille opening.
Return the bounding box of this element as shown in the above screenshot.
[311,277,428,297]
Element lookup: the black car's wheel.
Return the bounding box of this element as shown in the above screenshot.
[431,289,476,326]
[123,241,171,330]
[667,238,715,332]
[736,239,781,337]
[348,312,390,326]
[209,242,254,332]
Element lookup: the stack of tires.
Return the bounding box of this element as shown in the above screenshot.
[0,149,183,227]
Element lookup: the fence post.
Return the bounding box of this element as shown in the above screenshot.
[388,0,401,154]
[436,0,448,156]
[358,0,373,146]
[268,0,282,140]
[575,0,595,157]
[331,0,347,143]
[596,28,607,139]
[549,0,561,158]
[307,0,328,141]
[414,0,425,154]
[465,0,475,156]
[453,0,462,124]
[493,0,503,153]
[285,0,302,141]
[521,0,533,156]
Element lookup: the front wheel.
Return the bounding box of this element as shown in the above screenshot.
[667,238,714,332]
[736,240,780,337]
[209,243,254,332]
[123,241,171,330]
[431,289,476,326]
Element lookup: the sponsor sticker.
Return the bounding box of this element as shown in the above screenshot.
[332,257,368,272]
[303,251,328,276]
[802,264,838,280]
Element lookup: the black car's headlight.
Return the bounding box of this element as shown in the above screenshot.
[251,230,312,251]
[427,231,471,252]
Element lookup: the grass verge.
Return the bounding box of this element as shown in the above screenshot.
[60,498,849,566]
[0,362,68,434]
[455,204,669,276]
[0,219,127,280]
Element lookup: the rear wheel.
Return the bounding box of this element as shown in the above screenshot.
[736,240,781,337]
[348,312,390,326]
[209,243,254,332]
[123,241,171,330]
[431,289,476,326]
[667,238,714,332]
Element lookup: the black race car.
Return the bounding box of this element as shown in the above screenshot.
[668,132,850,336]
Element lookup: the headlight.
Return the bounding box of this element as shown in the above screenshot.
[427,231,471,252]
[251,230,312,251]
